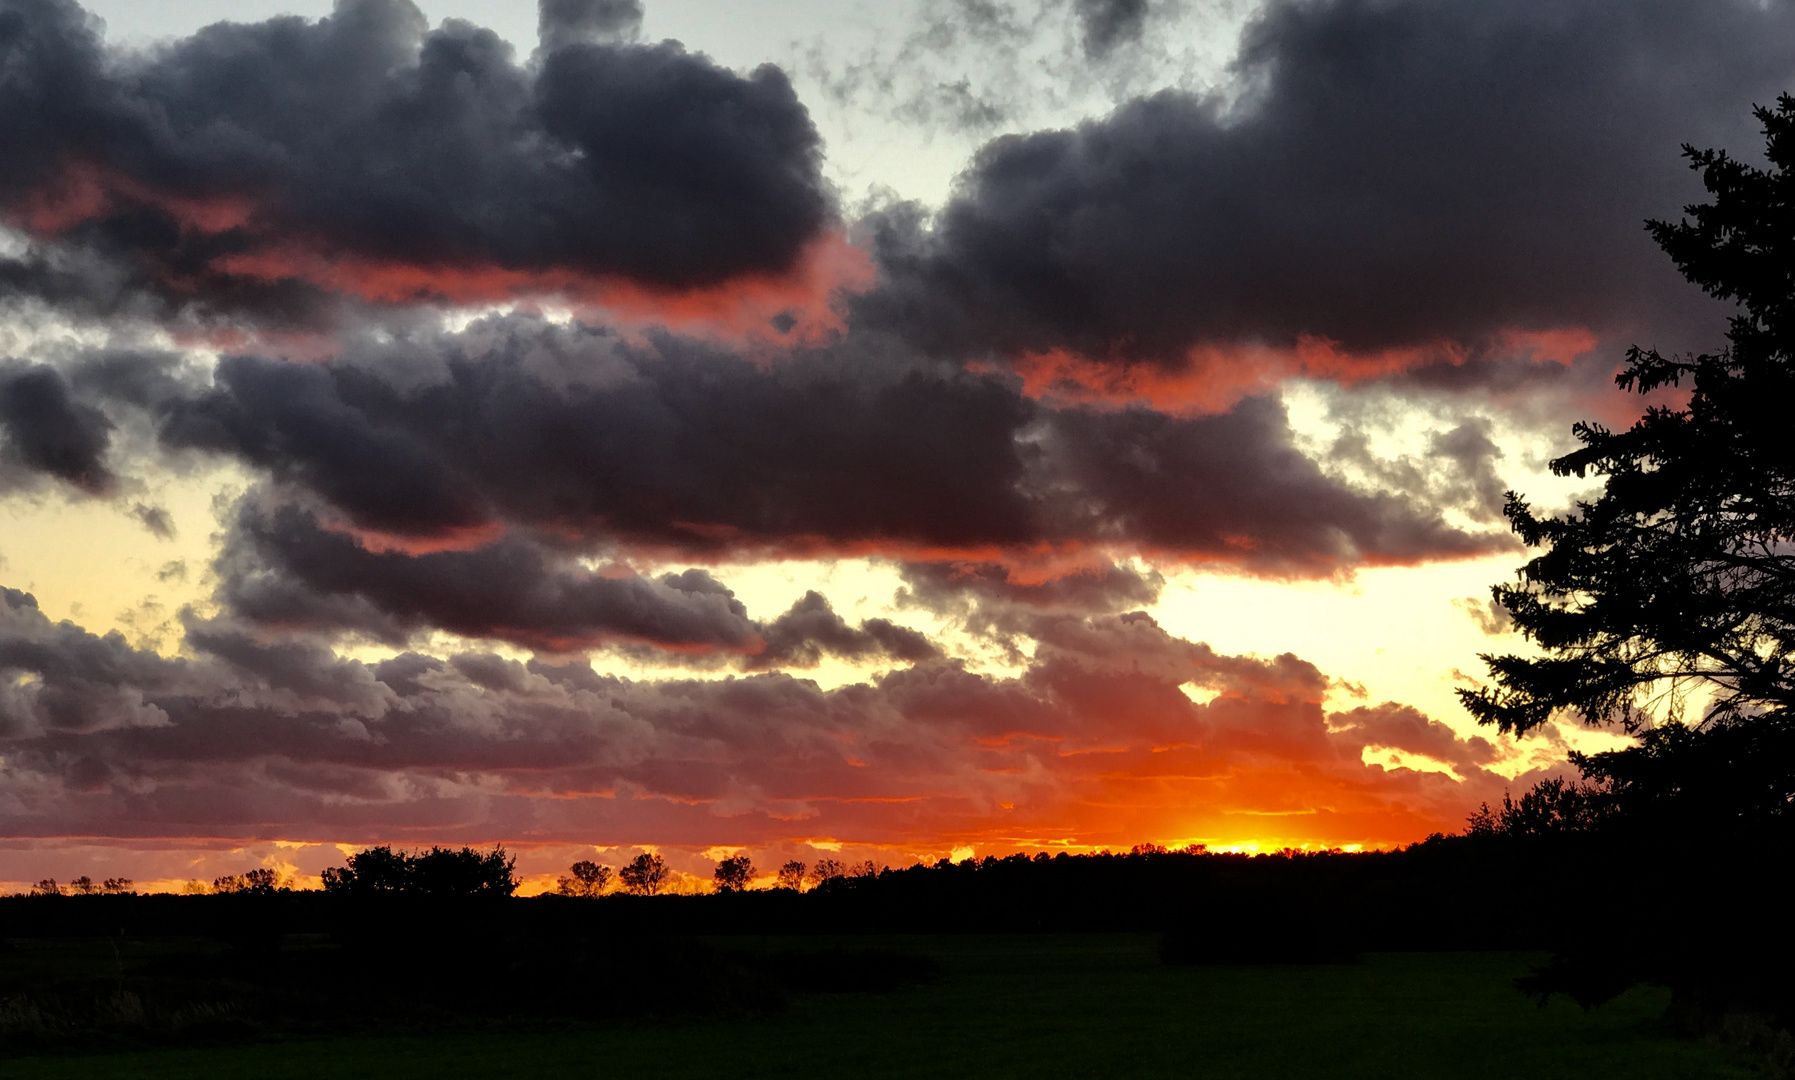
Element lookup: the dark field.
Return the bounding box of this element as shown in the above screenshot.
[0,937,1754,1080]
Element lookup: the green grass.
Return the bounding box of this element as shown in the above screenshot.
[0,937,1755,1079]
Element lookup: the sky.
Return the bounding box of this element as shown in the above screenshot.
[0,0,1787,894]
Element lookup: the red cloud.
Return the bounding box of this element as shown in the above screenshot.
[5,160,872,349]
[996,328,1597,415]
[213,232,874,348]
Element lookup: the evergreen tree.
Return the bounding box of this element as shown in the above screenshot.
[1463,99,1795,836]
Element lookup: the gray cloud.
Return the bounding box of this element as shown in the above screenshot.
[859,0,1793,365]
[216,498,764,652]
[0,584,1523,844]
[0,0,828,318]
[1075,0,1149,58]
[537,0,642,50]
[0,361,115,494]
[747,590,939,670]
[158,317,1491,579]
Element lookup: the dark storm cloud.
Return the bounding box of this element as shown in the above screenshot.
[0,232,345,333]
[182,617,394,709]
[0,587,178,735]
[537,0,642,49]
[896,559,1166,661]
[861,0,1795,364]
[0,0,827,307]
[747,591,939,670]
[900,559,1165,617]
[217,500,763,652]
[150,317,1492,593]
[0,586,1523,844]
[0,361,115,493]
[1074,0,1148,58]
[0,349,201,492]
[156,323,1038,550]
[1040,396,1489,564]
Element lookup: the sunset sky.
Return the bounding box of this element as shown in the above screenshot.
[0,0,1786,894]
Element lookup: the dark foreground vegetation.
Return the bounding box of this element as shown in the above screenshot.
[1,833,1789,1070]
[0,936,1760,1080]
[0,888,939,1052]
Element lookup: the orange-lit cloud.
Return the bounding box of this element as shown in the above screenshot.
[997,328,1597,415]
[7,159,256,237]
[214,232,875,348]
[6,158,871,350]
[0,587,1561,888]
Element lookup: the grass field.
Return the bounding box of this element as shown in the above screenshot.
[0,936,1755,1079]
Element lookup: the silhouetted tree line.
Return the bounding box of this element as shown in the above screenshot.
[27,876,132,897]
[320,845,517,897]
[517,844,1563,951]
[211,869,283,895]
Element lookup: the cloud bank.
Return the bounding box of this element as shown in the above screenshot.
[2,0,1782,871]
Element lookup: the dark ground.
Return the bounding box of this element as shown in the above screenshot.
[0,937,1755,1079]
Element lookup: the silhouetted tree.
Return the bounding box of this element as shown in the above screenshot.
[30,878,60,896]
[1466,777,1613,837]
[557,859,613,897]
[1463,99,1795,814]
[68,875,97,894]
[214,868,283,895]
[810,858,846,886]
[321,844,516,896]
[409,846,517,896]
[713,854,755,892]
[102,877,133,894]
[1458,99,1795,1033]
[619,853,670,896]
[321,845,410,893]
[776,860,807,890]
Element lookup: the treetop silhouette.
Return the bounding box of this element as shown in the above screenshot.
[321,844,517,896]
[619,852,670,896]
[714,854,755,893]
[557,860,613,897]
[1464,96,1795,744]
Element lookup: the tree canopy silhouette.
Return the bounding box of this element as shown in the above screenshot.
[619,852,670,896]
[321,844,517,896]
[1462,97,1795,835]
[557,860,613,897]
[713,854,755,892]
[213,868,283,894]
